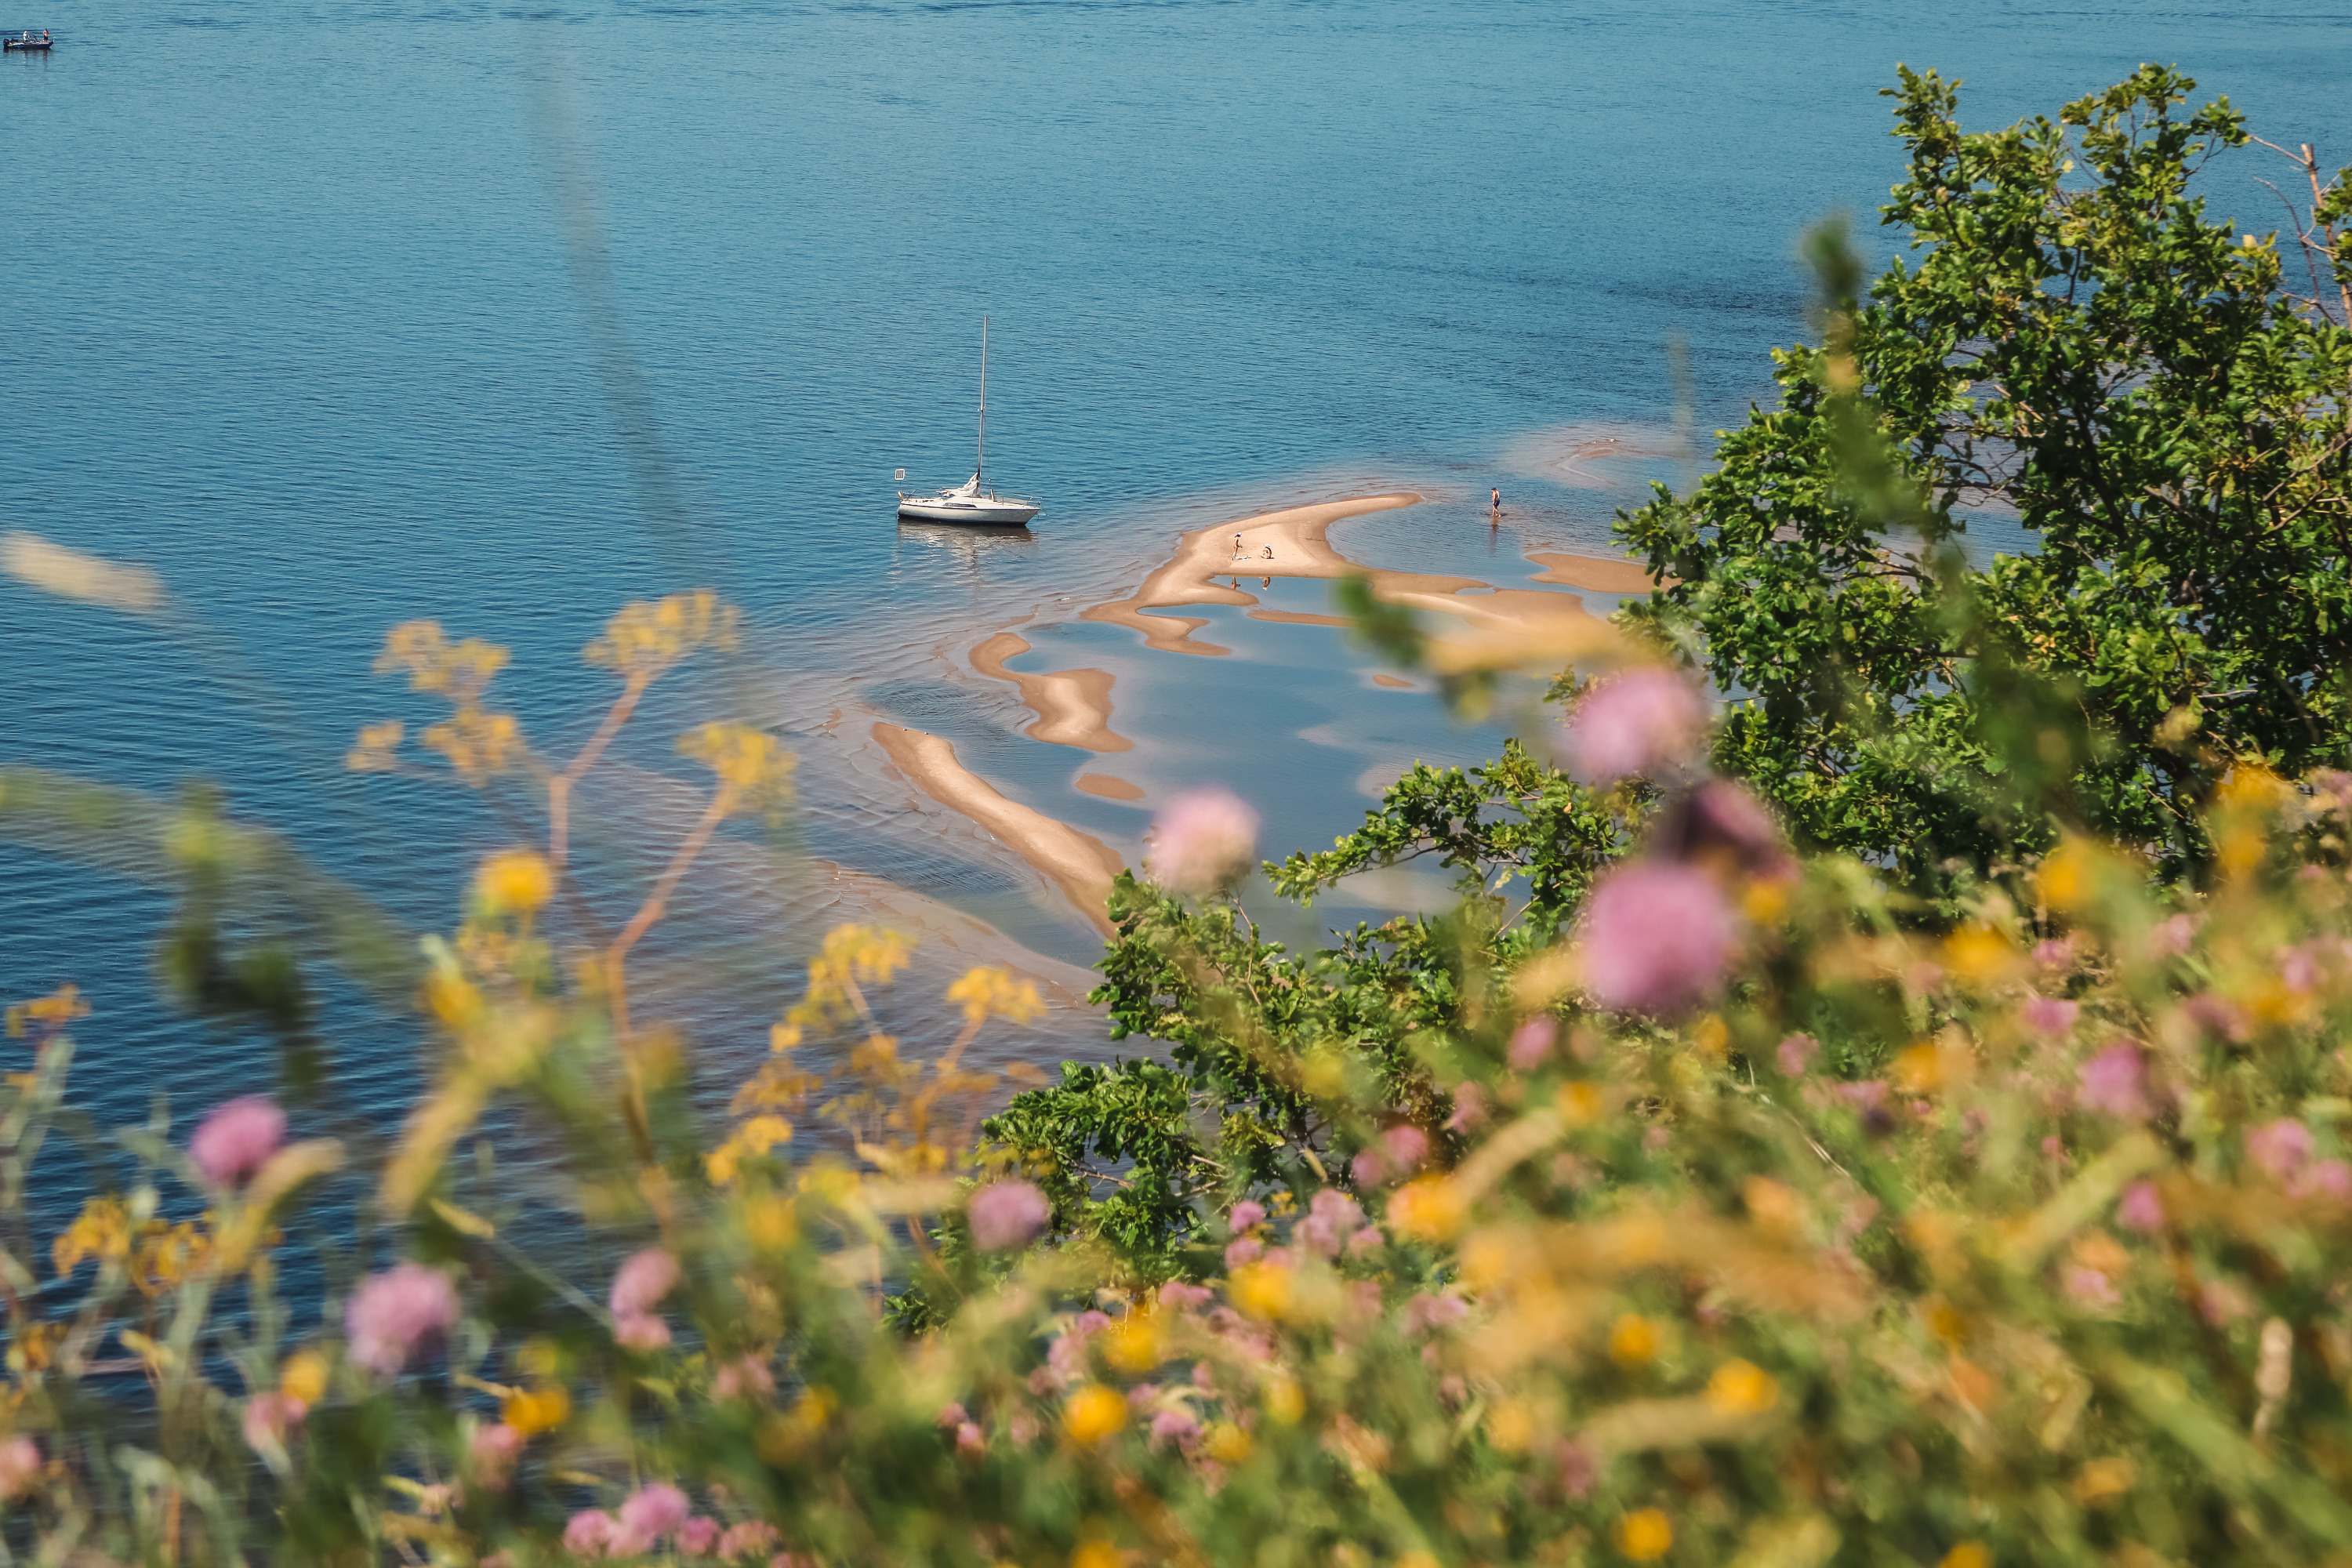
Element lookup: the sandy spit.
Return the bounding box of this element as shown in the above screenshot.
[872,722,1126,935]
[971,631,1132,753]
[1076,774,1145,802]
[1525,550,1666,595]
[1078,492,1611,658]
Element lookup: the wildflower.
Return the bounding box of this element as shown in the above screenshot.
[2020,995,2080,1037]
[241,1392,307,1452]
[189,1095,287,1189]
[1775,1032,1818,1076]
[2149,913,2197,958]
[1228,1200,1266,1232]
[2064,1267,2121,1309]
[968,1178,1051,1250]
[1149,1407,1200,1447]
[1614,1507,1675,1561]
[1940,1545,1990,1568]
[1446,1081,1486,1132]
[1555,1437,1597,1499]
[1229,1261,1293,1321]
[616,1313,672,1351]
[1508,1015,1556,1069]
[2184,992,2249,1041]
[1347,1225,1384,1256]
[1388,1175,1466,1241]
[1706,1359,1779,1414]
[279,1348,329,1404]
[2117,1181,2165,1233]
[1405,1293,1469,1336]
[719,1522,781,1558]
[1608,1314,1660,1367]
[956,1420,984,1452]
[1159,1281,1213,1311]
[713,1356,775,1399]
[1349,1148,1388,1185]
[619,1483,692,1542]
[1581,862,1735,1014]
[0,1437,36,1499]
[1144,787,1261,894]
[2076,1044,2149,1118]
[563,1510,624,1557]
[470,1422,523,1488]
[1381,1123,1429,1171]
[1062,1384,1127,1446]
[1296,1189,1365,1256]
[501,1384,571,1435]
[2294,1159,2352,1202]
[679,1518,720,1555]
[2033,936,2074,967]
[475,848,554,915]
[609,1247,681,1318]
[1558,666,1707,784]
[344,1262,459,1375]
[1654,779,1791,880]
[2249,1119,2315,1181]
[1224,1236,1264,1269]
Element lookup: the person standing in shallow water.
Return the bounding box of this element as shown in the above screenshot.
[1490,488,1502,522]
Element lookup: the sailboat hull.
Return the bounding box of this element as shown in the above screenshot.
[896,497,1041,525]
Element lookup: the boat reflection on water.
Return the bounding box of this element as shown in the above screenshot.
[894,518,1035,582]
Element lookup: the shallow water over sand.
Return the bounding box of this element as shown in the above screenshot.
[6,0,2350,1145]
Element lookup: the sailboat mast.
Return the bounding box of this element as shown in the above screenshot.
[976,316,988,488]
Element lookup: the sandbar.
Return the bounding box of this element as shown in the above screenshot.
[1525,550,1665,596]
[1080,492,1609,658]
[1372,673,1414,689]
[1076,774,1145,803]
[873,722,1126,935]
[971,631,1132,753]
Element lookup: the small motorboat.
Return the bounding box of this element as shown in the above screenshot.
[897,317,1043,527]
[4,30,53,48]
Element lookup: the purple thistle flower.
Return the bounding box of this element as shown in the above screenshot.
[2249,1119,2315,1181]
[2077,1044,2150,1118]
[2020,996,2081,1037]
[967,1179,1051,1251]
[344,1263,459,1375]
[2116,1181,2165,1234]
[1581,862,1735,1014]
[1775,1033,1819,1076]
[1145,787,1261,895]
[608,1248,681,1319]
[1507,1016,1555,1070]
[618,1482,691,1542]
[1557,667,1708,785]
[189,1096,286,1189]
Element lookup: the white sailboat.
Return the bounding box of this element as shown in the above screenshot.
[897,318,1043,526]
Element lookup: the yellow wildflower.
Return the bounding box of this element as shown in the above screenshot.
[1203,1422,1252,1464]
[500,1384,571,1436]
[53,1196,130,1278]
[1388,1175,1466,1242]
[1558,1080,1607,1127]
[946,965,1044,1026]
[1062,1384,1127,1446]
[475,848,554,916]
[1102,1312,1161,1374]
[280,1349,329,1405]
[1069,1544,1121,1568]
[1615,1508,1673,1561]
[1608,1314,1661,1368]
[1938,1545,1990,1568]
[1229,1262,1293,1322]
[1705,1358,1780,1415]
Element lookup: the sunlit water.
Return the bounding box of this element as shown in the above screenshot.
[5,0,2348,1181]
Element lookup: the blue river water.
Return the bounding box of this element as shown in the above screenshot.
[5,0,2350,1156]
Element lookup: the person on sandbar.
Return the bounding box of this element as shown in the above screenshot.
[1232,533,1243,559]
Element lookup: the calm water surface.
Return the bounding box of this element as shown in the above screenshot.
[5,0,2349,1146]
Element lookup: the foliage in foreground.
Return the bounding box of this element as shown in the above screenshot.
[16,725,2352,1566]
